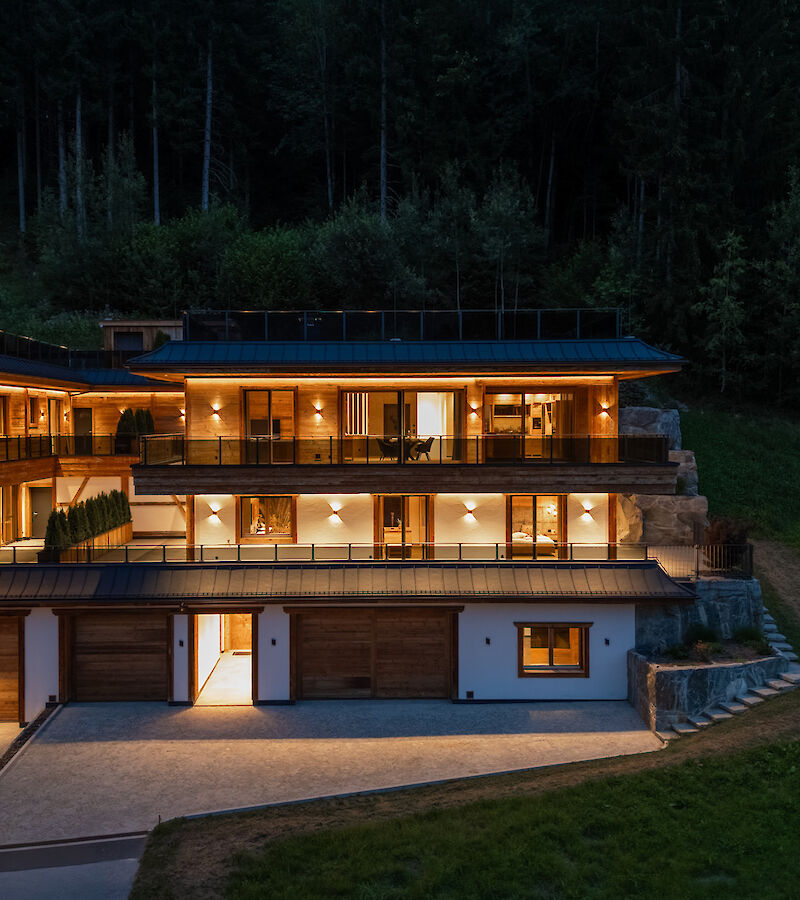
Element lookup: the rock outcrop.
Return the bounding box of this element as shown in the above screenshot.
[669,449,699,496]
[617,493,708,544]
[621,406,681,450]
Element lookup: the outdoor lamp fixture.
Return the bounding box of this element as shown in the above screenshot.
[180,408,186,421]
[211,403,221,419]
[313,403,323,419]
[328,500,342,523]
[208,502,221,520]
[469,402,480,418]
[598,401,611,418]
[464,500,477,522]
[580,499,594,522]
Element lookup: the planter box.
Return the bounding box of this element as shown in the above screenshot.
[38,521,133,563]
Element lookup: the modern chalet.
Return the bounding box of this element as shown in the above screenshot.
[0,308,737,725]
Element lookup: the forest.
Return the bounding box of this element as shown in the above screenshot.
[1,1,800,403]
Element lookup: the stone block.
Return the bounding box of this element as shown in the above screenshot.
[628,493,708,544]
[621,407,682,450]
[669,450,699,496]
[735,694,764,706]
[707,708,734,722]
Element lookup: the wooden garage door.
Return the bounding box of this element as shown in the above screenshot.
[72,612,168,701]
[0,618,20,721]
[295,608,454,699]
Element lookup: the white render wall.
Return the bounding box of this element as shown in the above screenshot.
[257,608,291,701]
[191,492,610,551]
[24,609,59,722]
[458,602,634,700]
[172,614,189,702]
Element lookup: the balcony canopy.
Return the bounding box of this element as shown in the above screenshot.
[0,560,695,607]
[128,338,684,378]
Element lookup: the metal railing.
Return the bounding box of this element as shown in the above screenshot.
[139,433,669,467]
[0,542,753,579]
[182,308,624,343]
[0,433,141,463]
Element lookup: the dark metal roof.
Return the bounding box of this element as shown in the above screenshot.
[129,338,683,373]
[0,561,695,605]
[0,355,171,389]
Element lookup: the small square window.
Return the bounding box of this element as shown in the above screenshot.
[515,622,591,677]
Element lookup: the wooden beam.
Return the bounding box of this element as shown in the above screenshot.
[171,495,186,522]
[69,477,90,508]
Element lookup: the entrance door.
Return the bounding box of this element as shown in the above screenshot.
[294,608,455,699]
[70,612,169,701]
[29,487,52,539]
[0,617,21,722]
[74,408,93,455]
[193,613,253,705]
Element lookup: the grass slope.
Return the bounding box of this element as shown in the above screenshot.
[681,408,800,550]
[228,740,800,899]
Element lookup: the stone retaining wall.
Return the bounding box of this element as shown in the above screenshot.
[628,649,789,731]
[635,577,763,652]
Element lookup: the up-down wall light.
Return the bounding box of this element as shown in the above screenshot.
[464,500,477,522]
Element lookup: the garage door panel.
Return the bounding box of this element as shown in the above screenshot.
[297,609,453,699]
[72,613,168,702]
[0,619,19,721]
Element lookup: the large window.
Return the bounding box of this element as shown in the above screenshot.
[508,495,563,558]
[375,495,431,558]
[239,496,295,543]
[243,390,295,463]
[515,623,591,677]
[485,390,574,460]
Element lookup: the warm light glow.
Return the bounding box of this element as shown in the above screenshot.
[546,504,558,516]
[464,500,477,522]
[208,502,221,515]
[329,500,342,512]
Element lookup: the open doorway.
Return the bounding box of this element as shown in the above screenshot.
[194,613,252,705]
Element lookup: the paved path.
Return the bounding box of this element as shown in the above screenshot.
[0,700,661,845]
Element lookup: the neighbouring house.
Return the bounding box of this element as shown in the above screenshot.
[0,308,756,725]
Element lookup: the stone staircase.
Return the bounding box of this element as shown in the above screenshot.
[662,605,799,740]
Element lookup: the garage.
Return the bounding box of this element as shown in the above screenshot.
[0,616,22,721]
[69,612,169,702]
[292,607,457,699]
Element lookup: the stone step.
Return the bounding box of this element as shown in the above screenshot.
[719,701,748,714]
[688,715,713,728]
[707,708,734,722]
[763,614,776,625]
[752,686,780,699]
[780,672,800,685]
[764,624,779,633]
[783,651,799,662]
[771,642,794,651]
[767,632,787,642]
[735,694,764,707]
[671,722,699,735]
[767,679,795,692]
[656,730,680,742]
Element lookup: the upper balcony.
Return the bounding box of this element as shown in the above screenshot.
[133,432,677,495]
[0,433,140,484]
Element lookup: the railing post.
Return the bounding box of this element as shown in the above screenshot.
[181,436,185,466]
[162,544,166,563]
[329,435,332,464]
[218,436,222,465]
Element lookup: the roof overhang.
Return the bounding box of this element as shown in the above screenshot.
[0,561,696,606]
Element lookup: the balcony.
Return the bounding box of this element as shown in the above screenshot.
[134,433,677,495]
[0,539,753,580]
[0,434,141,484]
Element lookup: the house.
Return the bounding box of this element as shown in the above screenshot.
[1,308,738,726]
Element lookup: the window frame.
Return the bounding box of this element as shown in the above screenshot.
[514,621,592,678]
[235,495,297,544]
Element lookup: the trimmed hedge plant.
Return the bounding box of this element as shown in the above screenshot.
[44,489,132,551]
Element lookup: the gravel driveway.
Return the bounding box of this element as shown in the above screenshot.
[0,700,661,845]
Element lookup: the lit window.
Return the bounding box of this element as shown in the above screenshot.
[515,622,591,677]
[239,496,294,542]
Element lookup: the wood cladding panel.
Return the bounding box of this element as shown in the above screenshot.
[134,463,678,496]
[224,613,252,651]
[295,608,453,699]
[71,612,169,701]
[0,618,20,721]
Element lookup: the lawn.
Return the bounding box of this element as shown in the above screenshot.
[226,739,800,899]
[681,408,800,550]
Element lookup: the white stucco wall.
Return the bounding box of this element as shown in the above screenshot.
[566,493,609,558]
[172,614,189,702]
[56,476,121,505]
[195,494,236,545]
[434,494,505,557]
[257,609,291,701]
[296,494,373,552]
[196,614,221,691]
[24,609,59,722]
[458,602,634,700]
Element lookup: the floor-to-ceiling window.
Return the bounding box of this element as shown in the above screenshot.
[485,391,574,461]
[375,495,431,558]
[243,390,295,462]
[507,495,564,558]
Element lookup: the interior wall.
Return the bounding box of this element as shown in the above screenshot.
[257,609,290,701]
[458,602,634,700]
[196,614,222,691]
[25,608,59,722]
[127,476,185,536]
